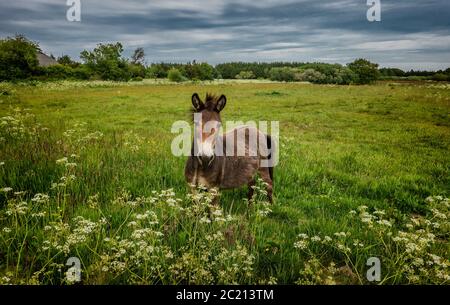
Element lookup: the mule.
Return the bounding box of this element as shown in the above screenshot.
[185,93,274,203]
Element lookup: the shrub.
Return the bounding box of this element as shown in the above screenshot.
[215,62,305,79]
[347,58,380,84]
[379,68,406,77]
[167,68,185,82]
[299,69,325,83]
[71,66,91,80]
[332,67,358,84]
[128,63,146,79]
[146,64,169,79]
[39,64,73,80]
[432,73,449,82]
[235,71,255,79]
[298,63,357,84]
[269,67,302,82]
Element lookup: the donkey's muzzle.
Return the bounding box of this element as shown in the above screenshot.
[198,155,215,168]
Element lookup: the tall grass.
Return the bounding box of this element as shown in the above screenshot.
[0,81,449,284]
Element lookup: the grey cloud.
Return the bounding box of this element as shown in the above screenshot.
[0,0,449,70]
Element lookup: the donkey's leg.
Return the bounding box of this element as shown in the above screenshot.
[210,187,220,206]
[247,178,256,204]
[211,193,219,206]
[258,168,273,203]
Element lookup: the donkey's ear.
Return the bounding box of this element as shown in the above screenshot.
[192,93,204,111]
[215,95,227,112]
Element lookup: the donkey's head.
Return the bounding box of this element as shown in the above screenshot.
[191,93,227,167]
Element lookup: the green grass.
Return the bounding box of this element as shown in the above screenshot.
[0,80,449,284]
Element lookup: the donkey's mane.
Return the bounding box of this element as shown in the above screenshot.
[203,93,221,111]
[205,93,219,104]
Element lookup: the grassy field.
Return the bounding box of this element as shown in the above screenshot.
[0,80,449,284]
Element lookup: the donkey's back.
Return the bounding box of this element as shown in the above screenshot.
[217,125,272,188]
[185,93,274,202]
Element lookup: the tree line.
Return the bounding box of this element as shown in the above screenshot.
[1,35,449,84]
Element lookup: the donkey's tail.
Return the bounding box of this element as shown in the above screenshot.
[266,134,274,181]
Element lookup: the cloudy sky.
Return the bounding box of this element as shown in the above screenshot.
[1,0,449,70]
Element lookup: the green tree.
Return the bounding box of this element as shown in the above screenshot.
[57,55,80,68]
[184,62,215,80]
[379,68,405,77]
[80,42,130,81]
[131,47,145,65]
[0,35,39,81]
[347,58,380,84]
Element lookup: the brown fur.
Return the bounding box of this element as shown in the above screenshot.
[185,93,274,203]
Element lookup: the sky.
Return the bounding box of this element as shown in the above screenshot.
[1,0,449,70]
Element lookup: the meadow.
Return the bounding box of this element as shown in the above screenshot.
[0,80,449,284]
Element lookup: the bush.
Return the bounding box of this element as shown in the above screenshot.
[297,63,357,84]
[379,68,406,77]
[269,67,302,82]
[71,66,91,80]
[347,58,380,84]
[297,69,323,83]
[0,35,39,81]
[38,64,73,80]
[268,65,356,85]
[36,65,93,81]
[432,73,449,82]
[332,67,357,84]
[128,63,145,79]
[235,71,255,79]
[146,64,170,79]
[167,68,185,82]
[216,62,305,79]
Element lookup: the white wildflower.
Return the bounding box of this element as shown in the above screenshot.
[200,217,211,224]
[56,157,68,164]
[311,236,321,242]
[294,240,308,250]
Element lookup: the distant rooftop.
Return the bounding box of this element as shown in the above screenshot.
[37,51,58,67]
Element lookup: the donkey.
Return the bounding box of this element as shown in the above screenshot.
[185,93,274,203]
